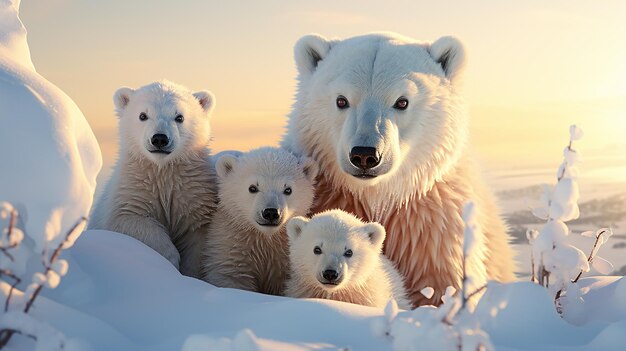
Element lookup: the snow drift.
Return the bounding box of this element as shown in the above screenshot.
[0,0,101,253]
[32,230,626,351]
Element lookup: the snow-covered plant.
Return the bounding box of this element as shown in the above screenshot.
[371,202,493,351]
[0,201,86,349]
[371,288,494,351]
[461,202,487,310]
[527,125,613,312]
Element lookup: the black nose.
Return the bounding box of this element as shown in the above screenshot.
[322,269,339,282]
[151,134,169,148]
[349,146,380,170]
[261,208,280,221]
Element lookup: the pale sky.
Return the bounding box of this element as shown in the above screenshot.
[19,0,626,186]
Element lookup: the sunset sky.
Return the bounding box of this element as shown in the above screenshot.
[19,0,626,187]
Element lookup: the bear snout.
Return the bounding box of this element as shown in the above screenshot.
[321,269,339,283]
[150,133,170,149]
[261,208,280,222]
[349,146,380,170]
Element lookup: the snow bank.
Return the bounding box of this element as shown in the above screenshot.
[40,230,389,351]
[26,230,626,351]
[0,0,101,252]
[0,0,33,71]
[1,1,101,347]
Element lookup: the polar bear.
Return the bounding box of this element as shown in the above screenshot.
[89,80,217,278]
[281,32,516,306]
[201,147,318,295]
[285,210,412,310]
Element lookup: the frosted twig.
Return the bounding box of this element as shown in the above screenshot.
[572,230,607,283]
[461,252,468,310]
[0,329,36,342]
[555,229,609,302]
[0,216,85,348]
[465,284,487,304]
[0,269,21,312]
[23,217,86,313]
[557,140,573,182]
[0,210,18,261]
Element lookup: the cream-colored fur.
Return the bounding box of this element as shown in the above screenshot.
[201,147,317,294]
[282,33,516,306]
[89,81,217,278]
[311,156,513,306]
[285,210,412,310]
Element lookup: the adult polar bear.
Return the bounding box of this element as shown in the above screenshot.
[282,32,515,306]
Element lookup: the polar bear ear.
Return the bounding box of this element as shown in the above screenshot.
[294,34,333,76]
[428,36,467,83]
[215,154,238,179]
[362,222,386,250]
[287,216,310,241]
[113,87,135,113]
[300,157,319,182]
[193,90,215,114]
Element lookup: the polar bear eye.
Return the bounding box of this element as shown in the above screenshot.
[393,97,409,110]
[175,114,184,123]
[336,96,350,109]
[283,187,292,195]
[248,185,258,193]
[139,112,148,121]
[313,246,322,255]
[344,249,353,258]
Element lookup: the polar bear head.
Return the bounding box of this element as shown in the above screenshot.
[215,147,318,236]
[114,80,214,165]
[286,33,468,202]
[287,209,386,292]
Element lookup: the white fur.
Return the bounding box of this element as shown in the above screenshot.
[283,32,468,207]
[201,147,318,294]
[89,80,217,278]
[285,210,412,310]
[281,32,515,306]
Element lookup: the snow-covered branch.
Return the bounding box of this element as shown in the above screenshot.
[461,202,487,310]
[0,202,84,349]
[372,289,494,351]
[527,125,613,315]
[0,312,65,351]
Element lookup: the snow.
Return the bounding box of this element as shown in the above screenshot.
[10,228,624,351]
[372,286,494,351]
[30,230,391,351]
[0,0,101,254]
[0,0,33,71]
[182,329,263,351]
[1,1,100,349]
[0,311,65,351]
[420,287,435,300]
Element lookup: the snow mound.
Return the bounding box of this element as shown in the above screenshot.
[0,0,101,252]
[27,230,626,351]
[0,0,33,70]
[39,230,385,351]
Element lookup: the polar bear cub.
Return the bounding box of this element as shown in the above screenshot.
[285,209,412,310]
[89,80,217,278]
[201,147,318,295]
